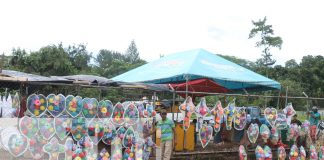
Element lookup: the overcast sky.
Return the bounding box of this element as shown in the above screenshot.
[0,0,323,65]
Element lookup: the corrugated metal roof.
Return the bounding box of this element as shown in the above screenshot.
[0,70,71,82]
[0,70,171,91]
[53,75,114,85]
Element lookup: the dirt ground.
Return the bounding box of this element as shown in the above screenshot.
[170,142,285,160]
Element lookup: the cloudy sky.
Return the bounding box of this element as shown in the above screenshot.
[0,0,323,65]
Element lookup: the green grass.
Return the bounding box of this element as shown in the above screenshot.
[296,111,308,122]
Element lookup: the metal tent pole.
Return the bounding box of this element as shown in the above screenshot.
[169,84,176,122]
[183,75,189,150]
[184,75,189,98]
[172,90,175,121]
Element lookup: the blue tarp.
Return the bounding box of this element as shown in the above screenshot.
[112,49,281,91]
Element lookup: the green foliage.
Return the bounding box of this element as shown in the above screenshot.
[218,54,256,70]
[249,16,283,66]
[285,59,298,68]
[78,88,101,100]
[299,55,324,97]
[96,50,125,68]
[125,40,140,64]
[101,88,124,103]
[24,44,75,76]
[205,96,220,106]
[220,54,322,110]
[66,44,92,72]
[94,48,146,78]
[4,40,148,101]
[279,79,307,110]
[9,48,28,70]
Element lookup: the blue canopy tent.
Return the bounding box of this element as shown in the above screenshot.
[113,49,281,150]
[112,49,281,95]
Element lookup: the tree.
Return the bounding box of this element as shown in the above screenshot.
[96,50,124,68]
[66,44,92,72]
[279,79,306,110]
[9,48,28,70]
[125,40,140,64]
[299,55,324,98]
[94,49,124,77]
[249,17,283,67]
[94,49,146,78]
[285,59,298,69]
[25,44,75,76]
[267,65,287,80]
[218,54,256,70]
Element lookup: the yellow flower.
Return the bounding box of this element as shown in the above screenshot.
[49,98,54,103]
[40,99,45,103]
[48,105,54,111]
[75,157,81,160]
[34,110,39,116]
[40,106,45,110]
[52,153,58,157]
[101,107,107,113]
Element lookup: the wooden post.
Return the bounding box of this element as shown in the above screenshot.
[0,53,4,73]
[99,89,102,101]
[285,86,289,107]
[277,89,281,109]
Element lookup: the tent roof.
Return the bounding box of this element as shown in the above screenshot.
[170,78,229,97]
[112,49,281,91]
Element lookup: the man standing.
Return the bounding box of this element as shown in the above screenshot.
[155,109,177,160]
[308,106,321,142]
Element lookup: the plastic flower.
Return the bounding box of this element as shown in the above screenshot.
[34,99,41,106]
